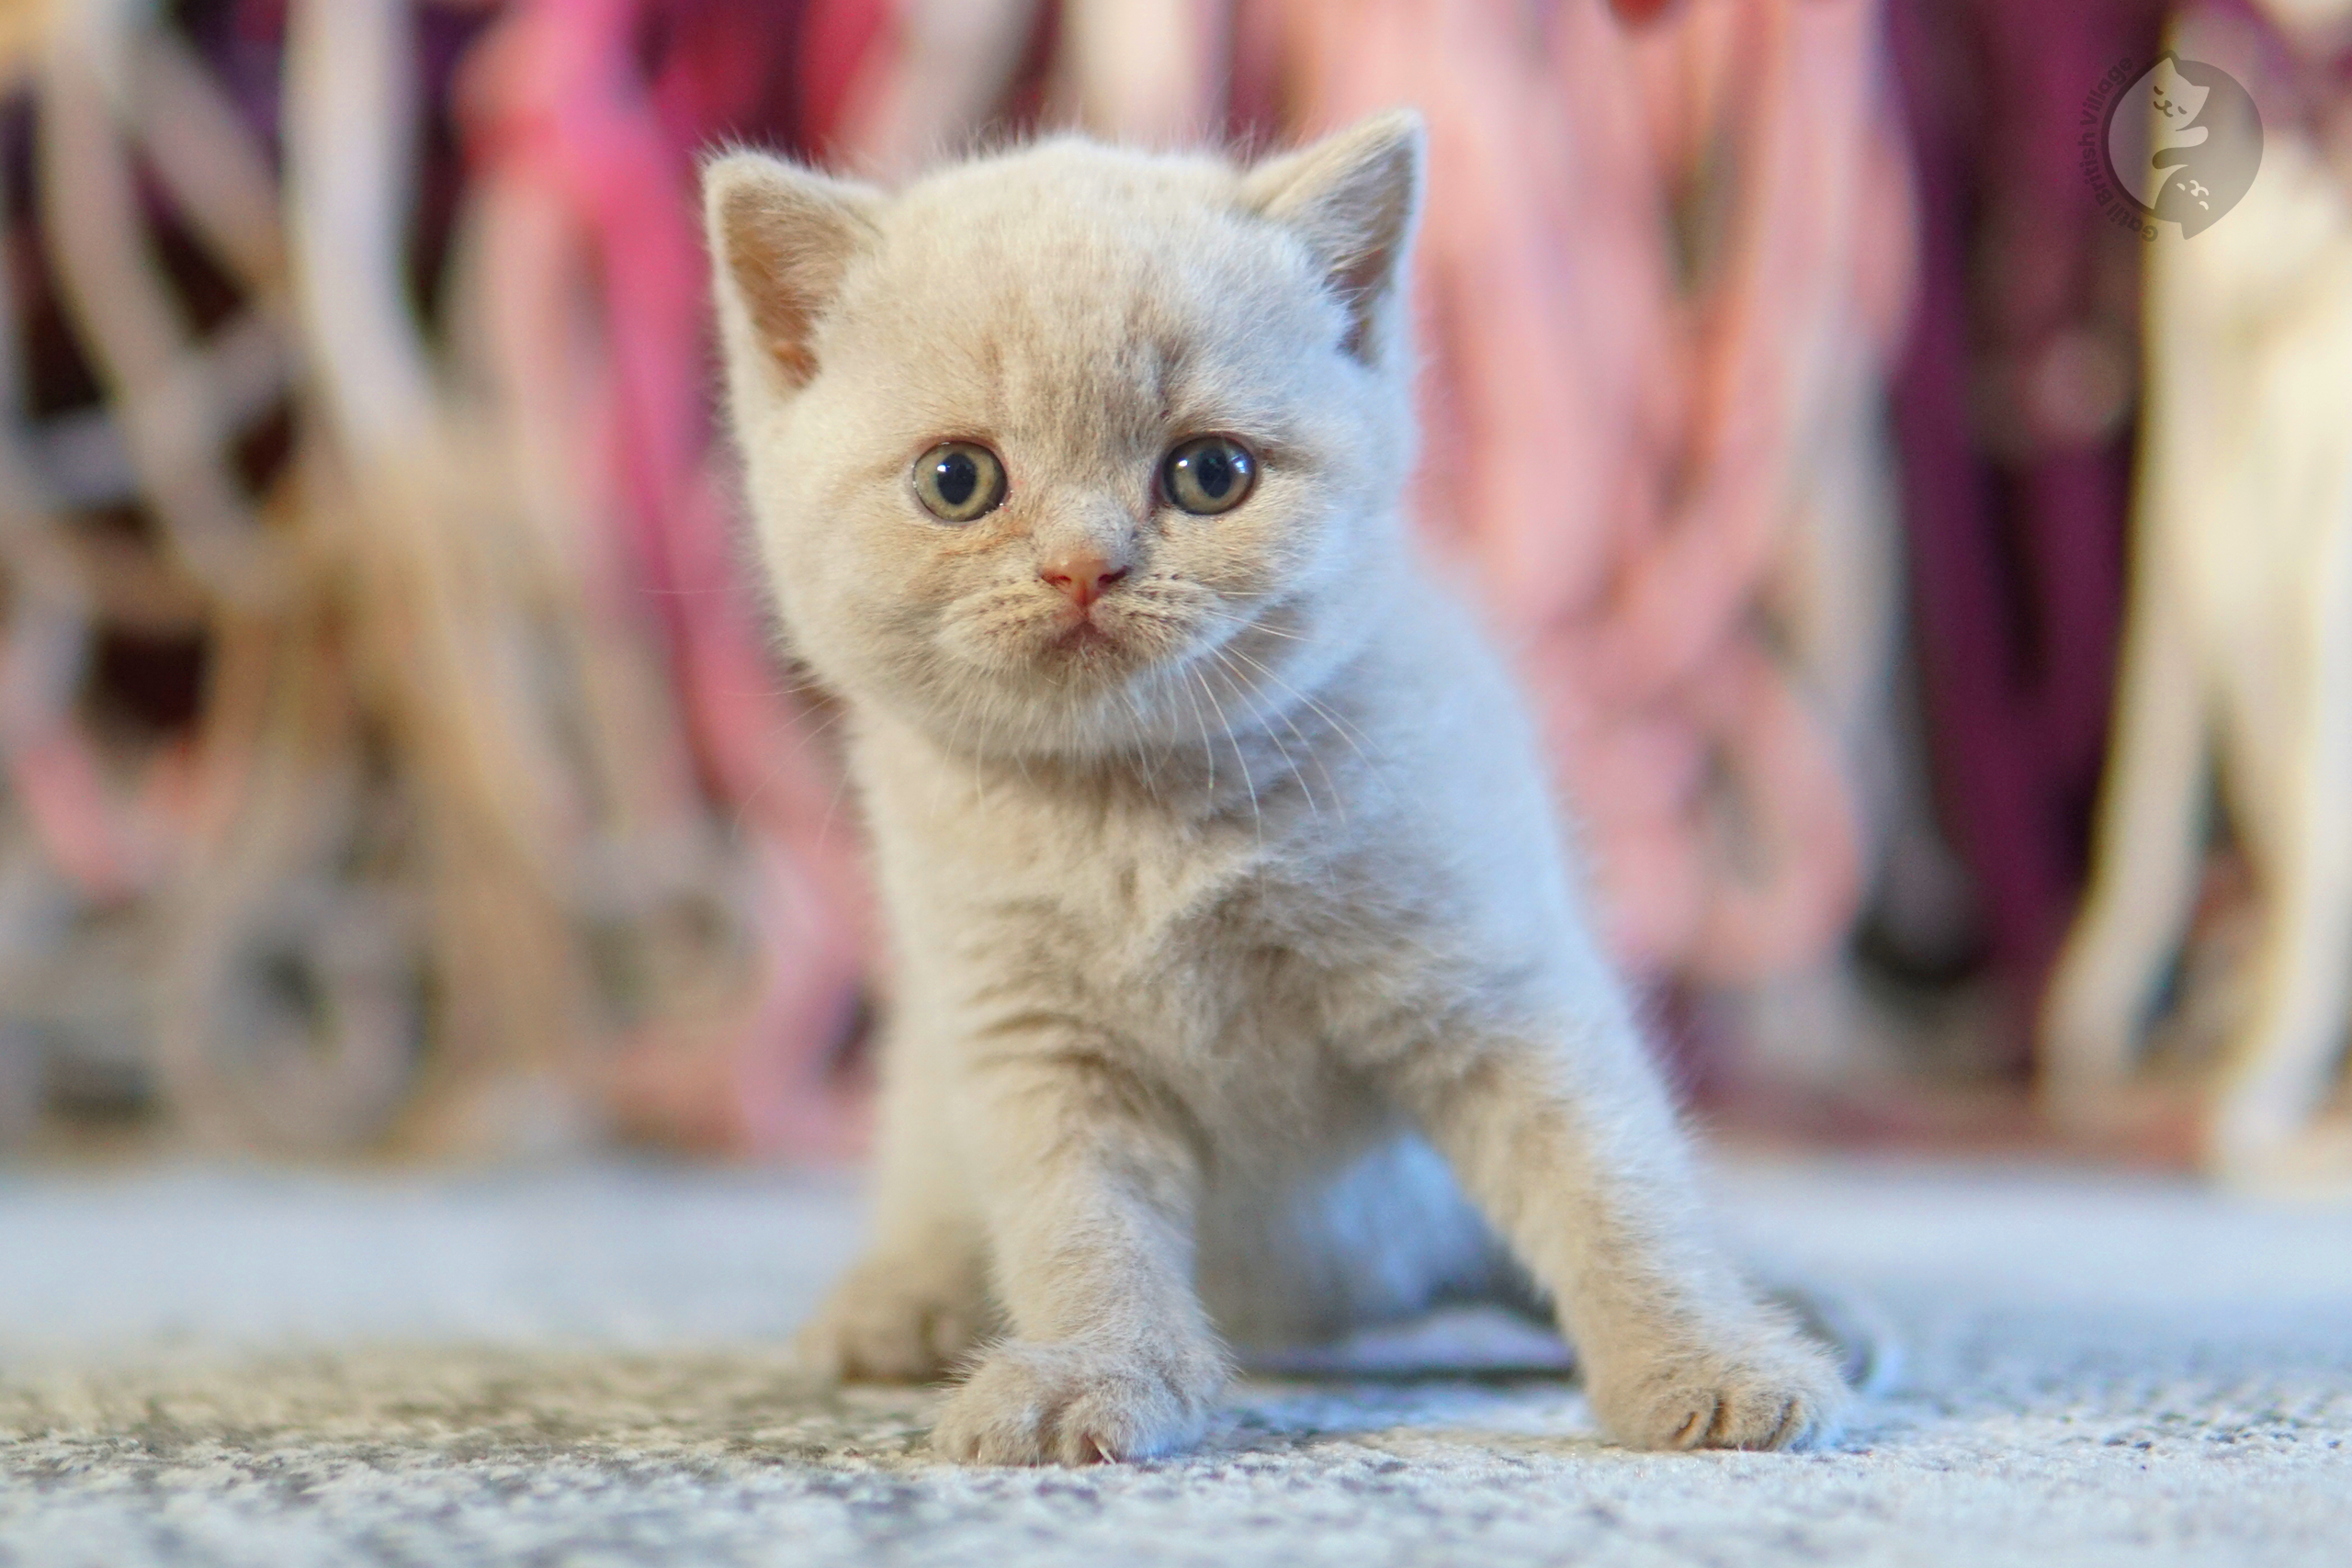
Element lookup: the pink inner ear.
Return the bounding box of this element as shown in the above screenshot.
[1294,140,1420,363]
[722,188,826,385]
[1244,116,1423,363]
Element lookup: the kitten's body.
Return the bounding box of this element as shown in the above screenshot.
[854,590,1554,1353]
[706,117,1845,1463]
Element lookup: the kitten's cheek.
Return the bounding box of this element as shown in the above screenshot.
[933,616,1026,674]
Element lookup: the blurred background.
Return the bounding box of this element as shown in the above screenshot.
[0,0,2346,1184]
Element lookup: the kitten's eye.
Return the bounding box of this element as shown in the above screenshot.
[913,442,1007,522]
[1162,436,1255,516]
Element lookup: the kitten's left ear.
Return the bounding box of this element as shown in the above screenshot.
[1242,109,1426,364]
[703,151,883,397]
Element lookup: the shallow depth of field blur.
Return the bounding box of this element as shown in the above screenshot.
[1,0,2346,1185]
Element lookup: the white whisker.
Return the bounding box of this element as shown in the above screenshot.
[1176,660,1218,797]
[1190,660,1260,851]
[1219,641,1383,783]
[1212,645,1341,829]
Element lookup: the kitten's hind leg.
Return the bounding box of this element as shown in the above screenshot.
[796,1025,996,1383]
[794,1220,996,1383]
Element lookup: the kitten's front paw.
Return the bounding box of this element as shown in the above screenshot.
[794,1251,990,1384]
[1586,1323,1847,1452]
[931,1339,1226,1465]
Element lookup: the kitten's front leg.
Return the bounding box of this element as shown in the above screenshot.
[932,1043,1227,1465]
[1386,1017,1847,1451]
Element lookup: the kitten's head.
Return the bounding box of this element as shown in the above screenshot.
[704,114,1423,760]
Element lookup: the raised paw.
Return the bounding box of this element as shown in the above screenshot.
[931,1338,1226,1465]
[1585,1323,1848,1452]
[794,1250,992,1384]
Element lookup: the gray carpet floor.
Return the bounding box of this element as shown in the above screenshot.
[1,1156,2346,1567]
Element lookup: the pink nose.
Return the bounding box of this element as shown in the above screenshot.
[1039,553,1128,610]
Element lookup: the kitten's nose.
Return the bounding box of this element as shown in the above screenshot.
[1039,552,1129,610]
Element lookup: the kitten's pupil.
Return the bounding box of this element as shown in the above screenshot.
[934,451,978,507]
[1193,449,1232,498]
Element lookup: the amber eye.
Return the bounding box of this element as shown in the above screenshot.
[1162,435,1255,515]
[913,442,1007,522]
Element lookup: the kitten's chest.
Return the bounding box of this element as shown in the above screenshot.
[878,753,1376,1111]
[936,785,1310,1000]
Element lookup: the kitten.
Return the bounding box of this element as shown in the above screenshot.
[703,112,1847,1464]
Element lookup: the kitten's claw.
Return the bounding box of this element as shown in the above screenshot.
[1586,1323,1848,1452]
[793,1253,990,1384]
[931,1339,1224,1465]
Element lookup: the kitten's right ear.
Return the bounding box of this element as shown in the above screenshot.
[702,152,882,393]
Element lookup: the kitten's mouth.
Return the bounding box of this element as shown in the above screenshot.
[959,587,1199,687]
[1054,618,1115,649]
[1032,608,1156,681]
[1041,599,1131,656]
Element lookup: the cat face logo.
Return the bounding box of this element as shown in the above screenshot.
[2098,53,2262,238]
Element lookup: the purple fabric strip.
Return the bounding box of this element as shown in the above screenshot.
[1887,0,2164,1060]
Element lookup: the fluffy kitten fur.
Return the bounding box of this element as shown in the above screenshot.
[704,112,1846,1464]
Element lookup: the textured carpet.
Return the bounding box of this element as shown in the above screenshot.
[1,1157,2347,1567]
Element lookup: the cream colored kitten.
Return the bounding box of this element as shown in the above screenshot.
[703,112,1847,1464]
